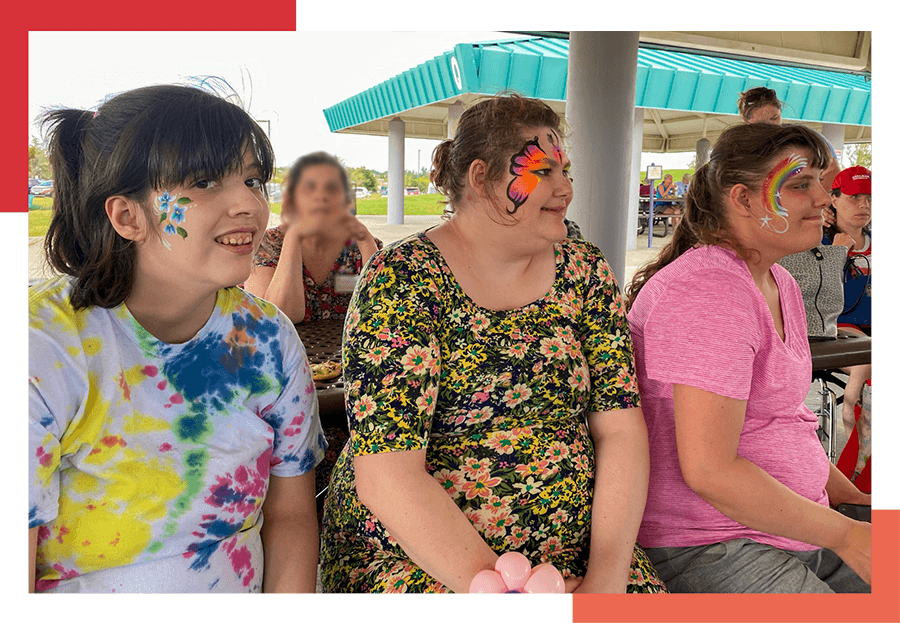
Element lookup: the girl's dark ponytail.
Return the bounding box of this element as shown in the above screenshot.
[43,109,137,309]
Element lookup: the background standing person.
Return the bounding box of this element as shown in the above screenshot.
[29,84,325,593]
[319,94,666,594]
[737,86,783,124]
[626,122,870,593]
[245,152,381,323]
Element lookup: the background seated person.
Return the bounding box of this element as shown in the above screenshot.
[626,122,870,593]
[675,174,690,197]
[823,165,872,493]
[655,174,682,227]
[246,152,382,323]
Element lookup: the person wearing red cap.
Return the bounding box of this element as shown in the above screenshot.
[823,165,872,493]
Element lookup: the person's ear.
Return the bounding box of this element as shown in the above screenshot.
[728,184,755,218]
[106,195,149,242]
[467,159,489,197]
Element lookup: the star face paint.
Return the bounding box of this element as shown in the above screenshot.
[760,153,807,233]
[157,191,193,249]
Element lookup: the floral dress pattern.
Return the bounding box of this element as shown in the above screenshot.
[253,226,383,323]
[319,232,666,593]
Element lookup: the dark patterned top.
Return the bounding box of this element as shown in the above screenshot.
[253,226,383,323]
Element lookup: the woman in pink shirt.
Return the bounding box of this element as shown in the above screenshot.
[625,123,871,593]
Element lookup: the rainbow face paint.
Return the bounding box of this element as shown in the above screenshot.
[157,191,193,249]
[760,153,807,233]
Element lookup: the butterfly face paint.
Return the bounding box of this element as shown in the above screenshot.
[157,191,193,250]
[759,154,807,234]
[506,132,568,213]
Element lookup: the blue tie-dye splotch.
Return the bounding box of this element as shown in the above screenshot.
[186,520,242,571]
[162,318,281,407]
[29,505,41,528]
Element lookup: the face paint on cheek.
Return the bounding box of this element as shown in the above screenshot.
[507,137,548,212]
[760,154,807,234]
[546,132,564,164]
[156,191,193,250]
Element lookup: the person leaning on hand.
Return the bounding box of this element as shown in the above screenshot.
[245,152,381,323]
[318,94,667,594]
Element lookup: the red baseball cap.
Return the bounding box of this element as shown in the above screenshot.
[832,165,871,195]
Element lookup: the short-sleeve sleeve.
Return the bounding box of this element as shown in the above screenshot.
[578,245,641,413]
[29,381,61,528]
[642,269,762,400]
[263,312,327,477]
[342,243,442,456]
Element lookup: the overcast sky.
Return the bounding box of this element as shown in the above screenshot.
[28,30,694,174]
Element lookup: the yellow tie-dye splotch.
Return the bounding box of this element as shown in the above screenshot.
[50,449,185,573]
[82,337,103,357]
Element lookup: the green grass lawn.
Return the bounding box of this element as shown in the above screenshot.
[28,194,449,238]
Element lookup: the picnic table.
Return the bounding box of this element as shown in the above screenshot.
[295,317,346,427]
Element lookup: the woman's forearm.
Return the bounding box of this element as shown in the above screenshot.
[356,235,378,266]
[260,510,319,592]
[687,455,856,552]
[825,460,871,507]
[262,235,307,323]
[355,451,498,593]
[581,409,649,593]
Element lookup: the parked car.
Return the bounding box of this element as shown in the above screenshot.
[28,178,42,194]
[405,186,420,196]
[354,187,371,199]
[32,180,54,197]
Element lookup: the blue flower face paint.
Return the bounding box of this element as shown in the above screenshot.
[157,191,193,249]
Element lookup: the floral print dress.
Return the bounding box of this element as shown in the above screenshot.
[319,232,666,593]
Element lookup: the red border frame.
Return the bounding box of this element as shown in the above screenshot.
[9,0,297,214]
[574,510,899,622]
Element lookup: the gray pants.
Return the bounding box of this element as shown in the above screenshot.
[645,539,870,593]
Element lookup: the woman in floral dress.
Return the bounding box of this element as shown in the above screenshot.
[319,95,666,594]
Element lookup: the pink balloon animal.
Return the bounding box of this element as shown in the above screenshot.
[469,552,565,594]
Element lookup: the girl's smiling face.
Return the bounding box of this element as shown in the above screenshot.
[136,151,270,293]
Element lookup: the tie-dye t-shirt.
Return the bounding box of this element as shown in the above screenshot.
[28,277,326,593]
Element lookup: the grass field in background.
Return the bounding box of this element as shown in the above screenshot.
[31,176,700,237]
[28,194,449,238]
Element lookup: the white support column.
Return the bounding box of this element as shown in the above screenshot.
[388,118,405,225]
[448,101,465,139]
[626,107,644,251]
[696,138,711,168]
[566,31,640,288]
[820,123,846,164]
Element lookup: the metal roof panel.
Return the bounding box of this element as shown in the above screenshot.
[323,36,871,133]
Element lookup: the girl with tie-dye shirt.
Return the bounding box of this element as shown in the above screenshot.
[29,84,326,593]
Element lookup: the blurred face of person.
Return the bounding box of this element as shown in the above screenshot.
[287,163,348,223]
[747,104,782,125]
[832,191,872,233]
[494,127,573,246]
[742,148,831,257]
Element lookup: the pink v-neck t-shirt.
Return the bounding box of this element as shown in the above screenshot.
[627,245,829,551]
